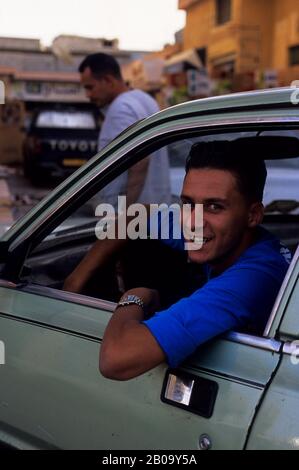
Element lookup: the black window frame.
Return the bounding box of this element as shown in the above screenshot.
[289,45,299,66]
[215,0,232,26]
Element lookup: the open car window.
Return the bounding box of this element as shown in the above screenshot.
[19,127,299,336]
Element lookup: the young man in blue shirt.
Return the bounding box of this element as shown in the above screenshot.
[99,142,290,380]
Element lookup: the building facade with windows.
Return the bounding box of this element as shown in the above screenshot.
[0,35,148,163]
[0,35,143,105]
[179,0,299,91]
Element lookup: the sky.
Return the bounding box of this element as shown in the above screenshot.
[0,0,186,51]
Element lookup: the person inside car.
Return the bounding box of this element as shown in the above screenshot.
[99,142,291,380]
[64,142,291,380]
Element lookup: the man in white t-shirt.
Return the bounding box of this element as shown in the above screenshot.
[79,53,170,207]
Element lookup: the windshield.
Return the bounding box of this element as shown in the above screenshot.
[36,111,96,129]
[266,158,299,169]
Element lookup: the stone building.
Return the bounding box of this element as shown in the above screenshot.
[178,0,299,91]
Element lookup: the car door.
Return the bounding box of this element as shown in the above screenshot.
[0,281,282,449]
[0,92,298,449]
[246,248,299,450]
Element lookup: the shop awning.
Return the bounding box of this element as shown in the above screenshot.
[210,53,236,67]
[164,49,203,74]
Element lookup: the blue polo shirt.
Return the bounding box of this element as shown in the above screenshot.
[143,226,291,368]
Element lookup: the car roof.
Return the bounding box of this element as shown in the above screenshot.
[158,87,298,120]
[104,87,299,147]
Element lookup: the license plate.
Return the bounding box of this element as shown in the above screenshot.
[63,158,87,167]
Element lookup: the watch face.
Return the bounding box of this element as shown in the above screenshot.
[127,295,136,301]
[118,294,144,310]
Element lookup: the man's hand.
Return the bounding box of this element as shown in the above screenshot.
[63,272,85,294]
[62,237,128,294]
[63,209,150,295]
[99,287,166,381]
[126,157,150,206]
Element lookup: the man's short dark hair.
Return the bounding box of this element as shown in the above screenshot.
[185,141,267,202]
[78,53,122,80]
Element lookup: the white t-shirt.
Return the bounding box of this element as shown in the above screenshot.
[98,89,171,206]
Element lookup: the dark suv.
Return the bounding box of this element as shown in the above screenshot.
[23,106,100,184]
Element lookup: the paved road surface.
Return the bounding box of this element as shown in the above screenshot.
[0,166,54,226]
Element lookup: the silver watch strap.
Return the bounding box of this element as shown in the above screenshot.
[117,294,145,310]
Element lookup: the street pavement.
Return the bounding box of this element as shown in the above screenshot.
[0,165,53,227]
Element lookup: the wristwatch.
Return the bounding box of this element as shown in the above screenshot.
[117,294,145,310]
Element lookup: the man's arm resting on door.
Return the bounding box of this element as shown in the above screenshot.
[99,287,166,381]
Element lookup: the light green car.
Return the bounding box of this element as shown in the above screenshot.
[0,88,299,450]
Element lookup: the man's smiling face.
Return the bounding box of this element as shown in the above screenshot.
[181,168,263,272]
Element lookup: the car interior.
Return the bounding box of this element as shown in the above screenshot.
[18,128,299,317]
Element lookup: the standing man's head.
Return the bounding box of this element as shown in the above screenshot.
[79,53,127,107]
[182,141,267,272]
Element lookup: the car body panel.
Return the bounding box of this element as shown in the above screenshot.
[276,271,299,340]
[0,285,280,449]
[264,247,299,339]
[246,354,299,450]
